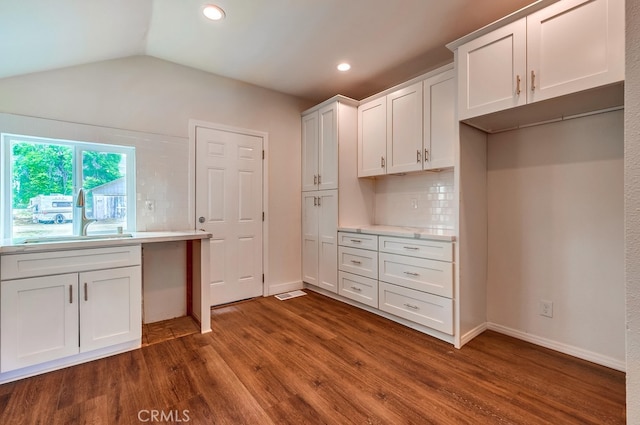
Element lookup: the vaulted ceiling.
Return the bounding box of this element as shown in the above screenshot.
[0,0,537,102]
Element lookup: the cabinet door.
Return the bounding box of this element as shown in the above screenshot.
[358,97,387,177]
[1,274,79,372]
[457,18,527,120]
[301,111,319,192]
[386,82,423,174]
[302,192,320,286]
[79,266,141,352]
[527,0,624,103]
[317,190,338,293]
[424,70,455,170]
[318,103,338,190]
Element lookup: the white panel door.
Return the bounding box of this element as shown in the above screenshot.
[358,97,387,177]
[386,82,423,174]
[79,266,142,352]
[1,273,79,372]
[196,126,263,306]
[526,0,625,103]
[457,18,527,120]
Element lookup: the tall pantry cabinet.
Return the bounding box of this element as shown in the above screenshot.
[301,96,364,293]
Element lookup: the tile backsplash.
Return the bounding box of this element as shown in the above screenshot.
[374,170,455,229]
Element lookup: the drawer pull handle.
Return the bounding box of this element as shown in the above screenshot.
[404,271,419,277]
[84,282,88,301]
[403,246,419,250]
[531,70,536,92]
[350,286,362,292]
[350,239,362,243]
[350,260,362,265]
[404,303,419,310]
[69,285,73,304]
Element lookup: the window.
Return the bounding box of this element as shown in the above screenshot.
[1,133,135,240]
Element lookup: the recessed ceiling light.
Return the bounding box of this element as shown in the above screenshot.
[337,63,351,72]
[203,5,225,21]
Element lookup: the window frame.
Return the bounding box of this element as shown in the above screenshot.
[1,133,136,240]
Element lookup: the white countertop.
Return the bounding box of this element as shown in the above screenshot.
[0,230,212,254]
[338,225,456,242]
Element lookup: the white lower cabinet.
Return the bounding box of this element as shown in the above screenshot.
[302,190,338,293]
[0,246,142,374]
[338,271,378,308]
[378,281,453,335]
[378,252,453,298]
[337,232,379,307]
[336,231,455,340]
[338,246,378,280]
[79,267,142,353]
[1,273,79,372]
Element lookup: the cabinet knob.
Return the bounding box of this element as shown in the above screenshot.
[198,216,206,224]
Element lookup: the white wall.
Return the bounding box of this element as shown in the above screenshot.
[0,55,312,294]
[625,0,640,420]
[487,110,625,368]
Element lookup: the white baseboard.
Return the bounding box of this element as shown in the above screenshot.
[458,322,488,348]
[266,280,303,296]
[488,322,626,372]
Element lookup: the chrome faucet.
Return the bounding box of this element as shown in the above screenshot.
[76,189,96,236]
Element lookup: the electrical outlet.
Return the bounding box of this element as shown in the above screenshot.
[540,300,553,318]
[145,200,155,211]
[410,198,418,209]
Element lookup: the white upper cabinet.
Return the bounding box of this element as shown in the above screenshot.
[301,112,319,191]
[526,0,624,103]
[386,82,423,174]
[302,103,339,191]
[358,97,387,177]
[358,66,455,177]
[423,69,455,170]
[456,0,624,121]
[457,18,527,120]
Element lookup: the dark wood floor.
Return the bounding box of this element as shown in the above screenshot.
[0,291,626,424]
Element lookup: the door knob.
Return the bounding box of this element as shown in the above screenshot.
[198,216,205,223]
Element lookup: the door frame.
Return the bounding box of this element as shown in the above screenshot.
[188,119,269,297]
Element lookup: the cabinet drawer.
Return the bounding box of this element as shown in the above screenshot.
[379,236,453,262]
[338,271,378,308]
[338,246,378,279]
[1,245,142,280]
[338,232,378,250]
[378,252,452,298]
[379,281,453,335]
